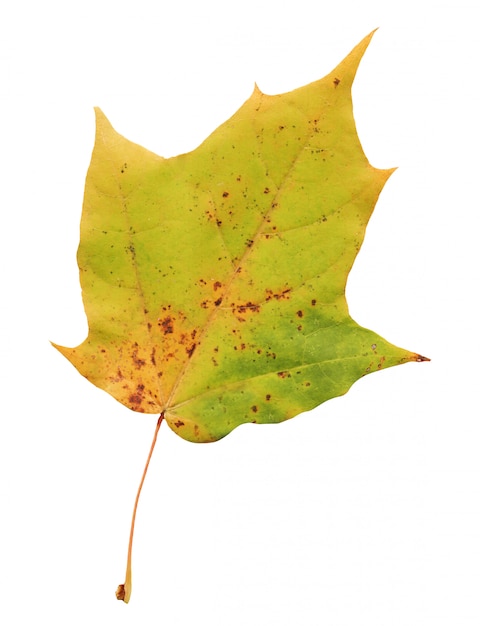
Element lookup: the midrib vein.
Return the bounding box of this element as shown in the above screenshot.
[164,116,316,410]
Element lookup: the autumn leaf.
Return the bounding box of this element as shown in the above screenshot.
[53,31,428,602]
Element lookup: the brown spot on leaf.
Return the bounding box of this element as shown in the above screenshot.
[296,310,303,318]
[251,405,258,413]
[109,369,124,383]
[150,348,156,366]
[333,77,340,87]
[214,297,223,307]
[311,299,317,306]
[174,420,185,428]
[277,371,290,378]
[222,191,229,198]
[235,301,260,315]
[129,384,145,406]
[186,343,197,358]
[213,281,222,291]
[158,315,174,334]
[265,287,291,301]
[132,346,146,369]
[266,394,271,401]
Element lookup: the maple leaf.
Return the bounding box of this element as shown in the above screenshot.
[53,31,428,602]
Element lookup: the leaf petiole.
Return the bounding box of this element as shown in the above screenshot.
[116,413,164,603]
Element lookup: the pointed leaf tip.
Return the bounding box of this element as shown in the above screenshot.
[93,106,117,137]
[252,82,263,97]
[93,106,105,121]
[328,29,378,88]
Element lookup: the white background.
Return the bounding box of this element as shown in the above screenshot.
[1,1,478,624]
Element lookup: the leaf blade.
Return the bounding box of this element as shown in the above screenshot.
[54,31,427,442]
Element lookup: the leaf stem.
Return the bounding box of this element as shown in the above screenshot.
[116,412,164,603]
